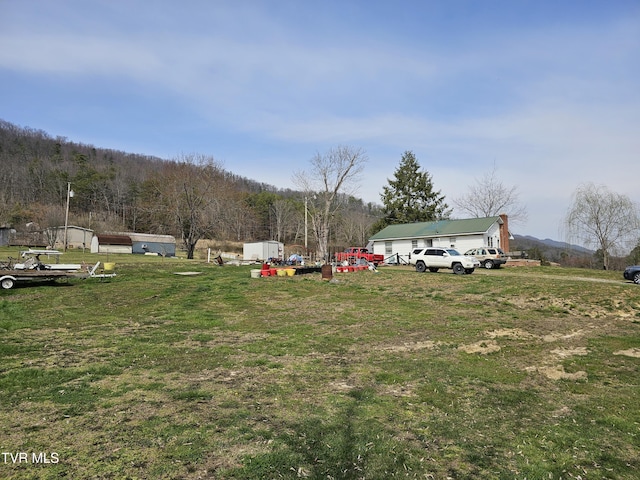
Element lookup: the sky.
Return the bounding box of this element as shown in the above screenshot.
[1,0,639,242]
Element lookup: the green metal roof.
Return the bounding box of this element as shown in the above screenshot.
[369,216,501,241]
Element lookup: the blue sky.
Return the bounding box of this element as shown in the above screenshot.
[1,0,639,242]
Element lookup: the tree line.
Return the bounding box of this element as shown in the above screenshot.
[4,119,636,267]
[0,120,381,258]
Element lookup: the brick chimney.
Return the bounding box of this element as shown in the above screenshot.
[499,214,510,253]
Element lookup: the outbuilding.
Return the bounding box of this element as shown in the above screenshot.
[0,226,10,247]
[243,241,284,262]
[369,215,511,262]
[49,225,94,250]
[129,233,176,256]
[90,234,133,254]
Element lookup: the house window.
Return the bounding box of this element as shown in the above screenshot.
[488,237,494,247]
[425,238,432,247]
[450,237,456,248]
[385,241,393,255]
[411,239,418,249]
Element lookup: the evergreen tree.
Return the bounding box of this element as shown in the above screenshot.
[375,151,449,231]
[627,242,640,266]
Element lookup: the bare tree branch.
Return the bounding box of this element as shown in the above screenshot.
[453,164,527,224]
[293,146,367,261]
[564,183,640,270]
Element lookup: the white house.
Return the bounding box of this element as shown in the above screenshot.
[369,215,511,262]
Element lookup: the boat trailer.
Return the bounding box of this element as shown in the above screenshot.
[0,250,116,290]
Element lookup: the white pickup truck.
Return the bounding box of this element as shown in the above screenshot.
[409,247,480,274]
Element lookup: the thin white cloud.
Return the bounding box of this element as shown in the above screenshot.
[0,33,163,78]
[1,0,639,242]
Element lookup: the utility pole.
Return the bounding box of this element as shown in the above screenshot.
[63,182,74,251]
[304,196,308,251]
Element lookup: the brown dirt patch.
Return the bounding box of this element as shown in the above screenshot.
[382,340,438,352]
[613,348,640,358]
[535,365,588,381]
[550,347,589,358]
[486,328,535,340]
[458,339,501,354]
[542,330,586,343]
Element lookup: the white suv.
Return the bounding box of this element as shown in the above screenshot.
[409,247,480,274]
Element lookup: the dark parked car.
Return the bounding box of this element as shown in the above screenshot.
[623,265,640,284]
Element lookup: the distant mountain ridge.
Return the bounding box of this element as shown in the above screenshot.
[511,234,594,262]
[514,235,593,254]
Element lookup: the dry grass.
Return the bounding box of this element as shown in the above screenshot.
[0,253,639,478]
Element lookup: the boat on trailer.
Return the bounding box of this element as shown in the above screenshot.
[0,250,115,289]
[0,269,89,289]
[14,249,82,271]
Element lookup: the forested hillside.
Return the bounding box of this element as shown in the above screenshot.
[0,120,380,253]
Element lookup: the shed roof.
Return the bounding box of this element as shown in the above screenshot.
[369,216,502,241]
[128,233,176,243]
[95,234,133,246]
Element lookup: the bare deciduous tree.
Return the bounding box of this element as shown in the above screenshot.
[148,154,223,259]
[453,164,527,224]
[223,193,257,242]
[336,208,376,247]
[31,203,66,248]
[272,198,298,243]
[0,189,13,226]
[564,183,640,270]
[293,146,367,262]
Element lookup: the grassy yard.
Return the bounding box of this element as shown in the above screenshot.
[1,247,639,479]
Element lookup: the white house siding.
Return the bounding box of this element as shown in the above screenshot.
[372,234,488,260]
[369,216,508,262]
[485,223,502,249]
[372,239,412,259]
